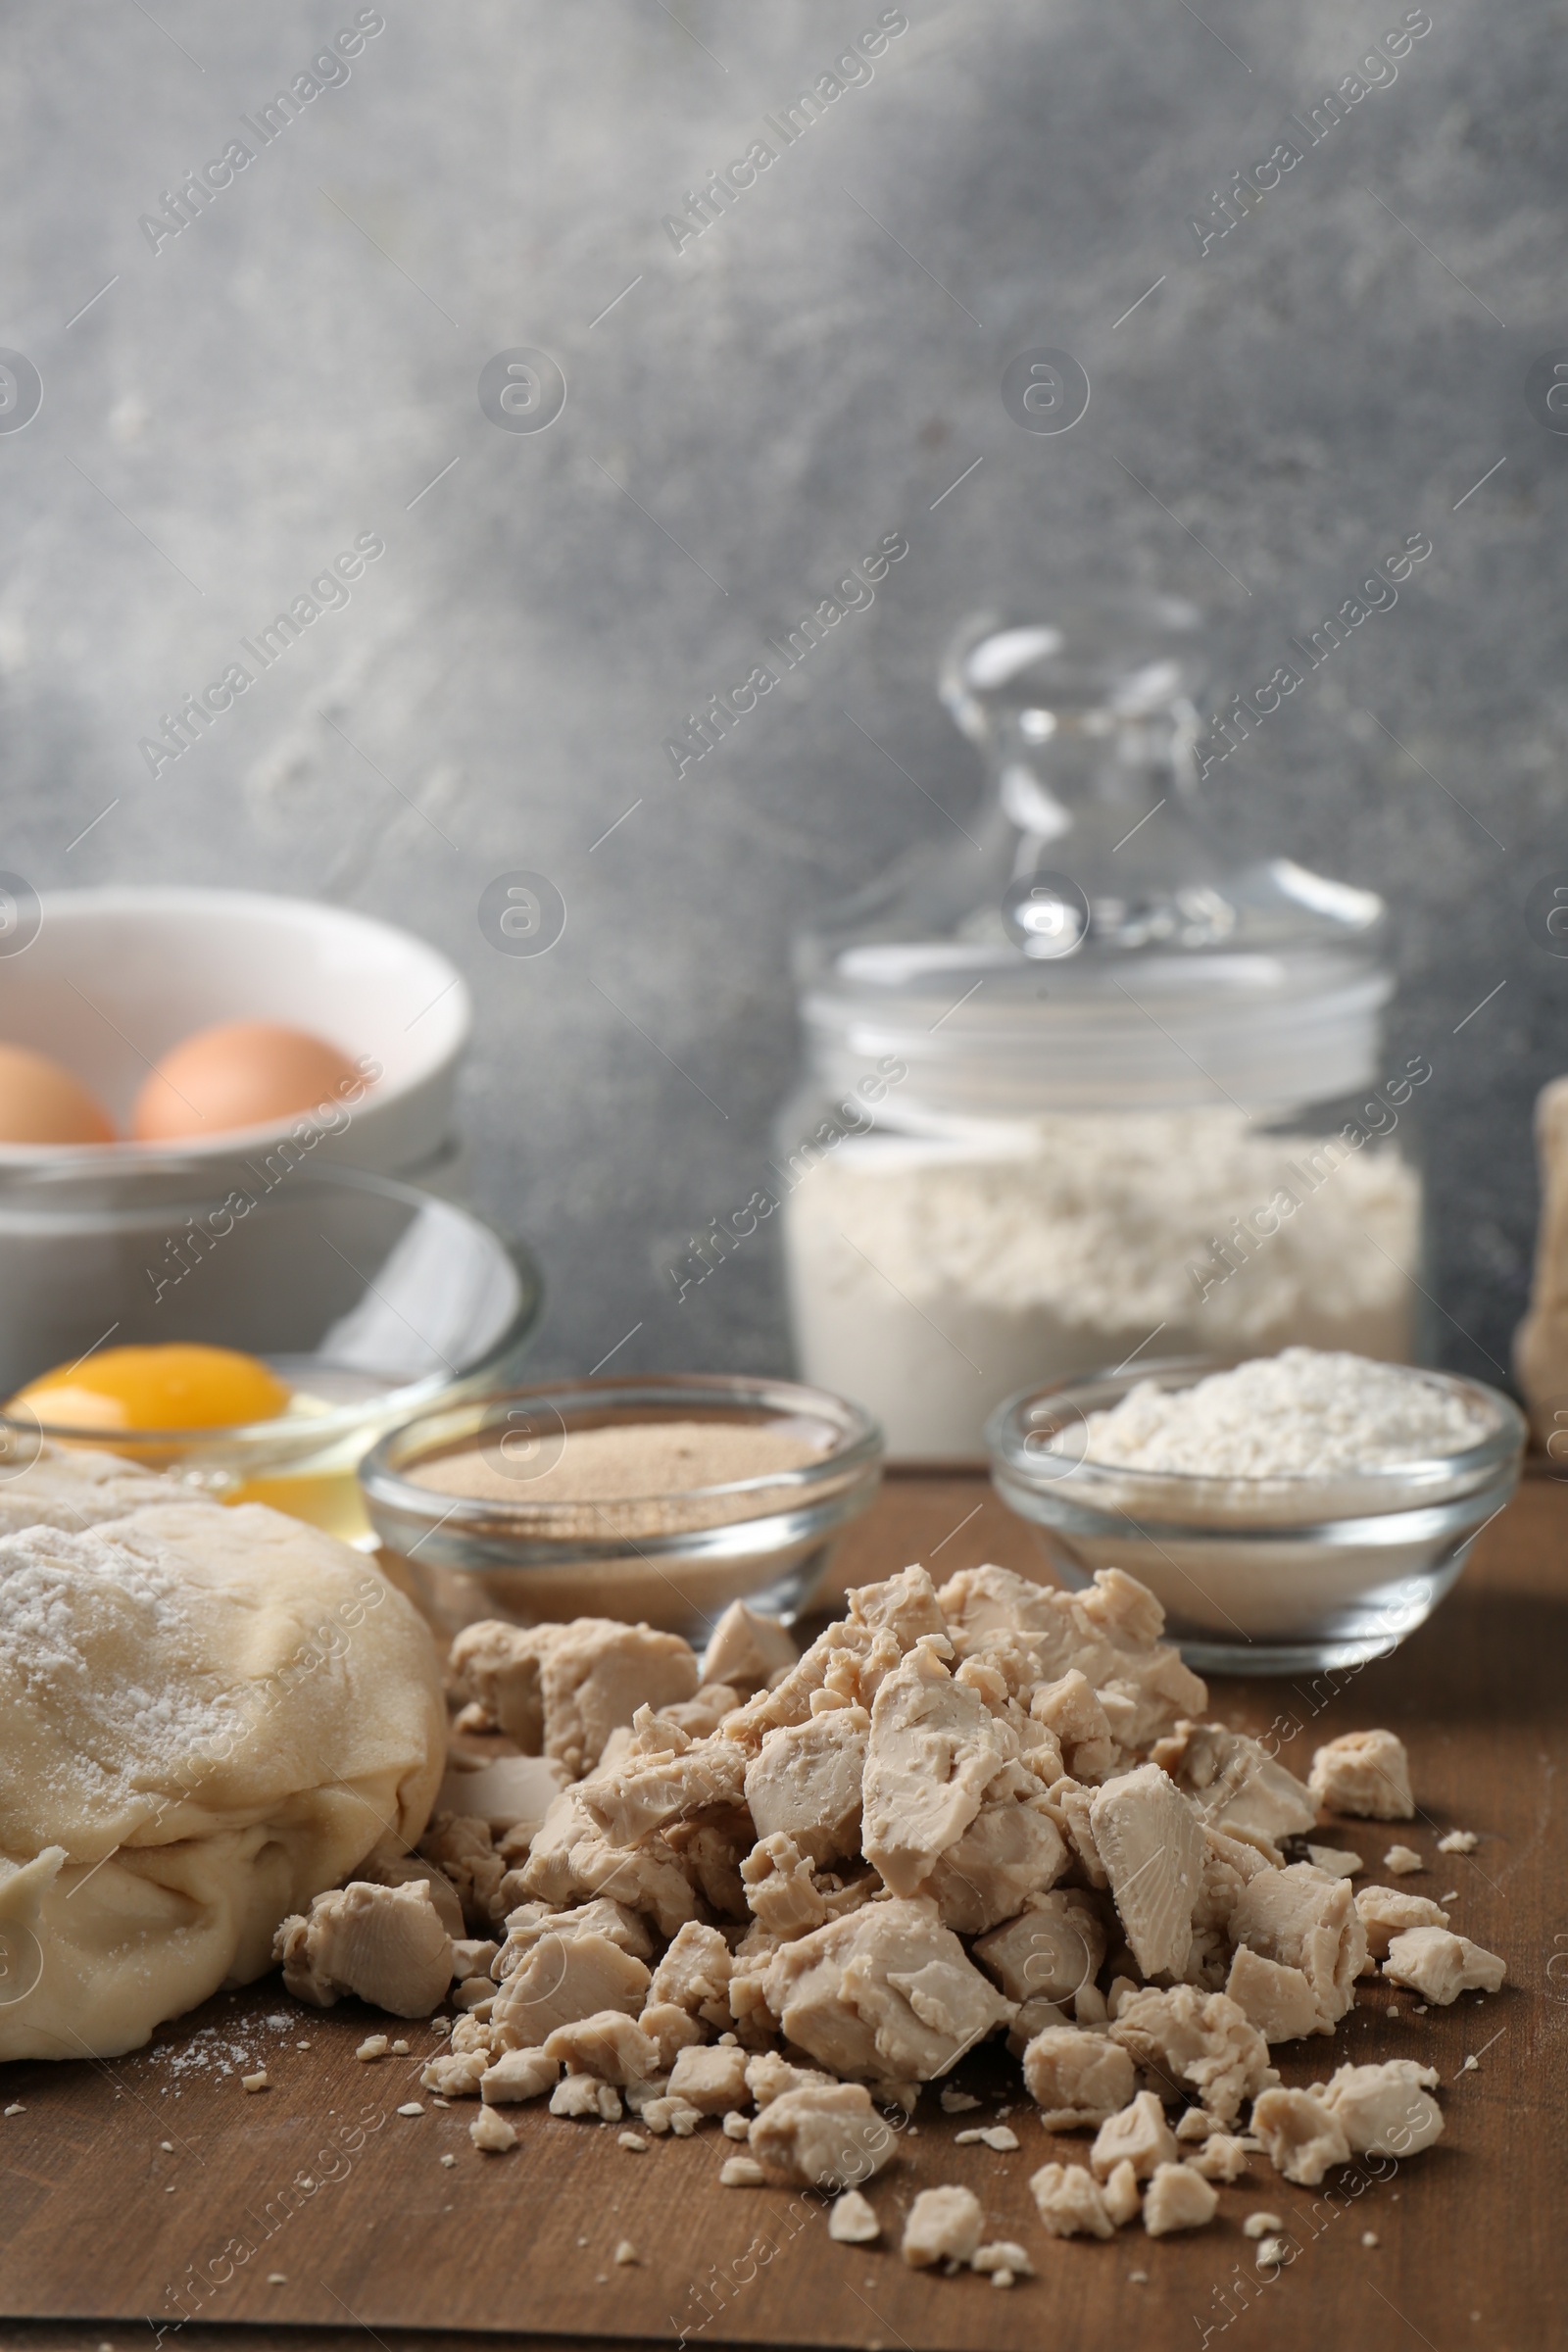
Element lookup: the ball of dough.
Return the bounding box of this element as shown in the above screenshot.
[0,1491,444,2061]
[0,1435,198,1539]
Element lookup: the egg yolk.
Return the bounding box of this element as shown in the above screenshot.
[8,1344,291,1433]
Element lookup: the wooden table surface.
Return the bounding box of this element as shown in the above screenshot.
[2,1470,1563,2352]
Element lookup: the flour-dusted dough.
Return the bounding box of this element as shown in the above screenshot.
[0,1436,199,1539]
[0,1494,444,2061]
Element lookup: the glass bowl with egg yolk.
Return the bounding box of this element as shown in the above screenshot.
[5,1343,344,1515]
[0,1159,542,1544]
[13,1343,294,1436]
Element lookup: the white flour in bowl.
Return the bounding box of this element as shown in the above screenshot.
[1078,1348,1494,1479]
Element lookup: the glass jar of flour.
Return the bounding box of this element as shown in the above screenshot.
[777,596,1427,1459]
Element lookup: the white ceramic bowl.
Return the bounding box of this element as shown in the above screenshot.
[0,886,469,1173]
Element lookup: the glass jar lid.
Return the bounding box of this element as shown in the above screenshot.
[798,594,1390,1118]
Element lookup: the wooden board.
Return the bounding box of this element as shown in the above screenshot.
[2,1472,1564,2350]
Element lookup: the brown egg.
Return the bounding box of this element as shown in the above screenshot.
[0,1042,116,1145]
[131,1021,367,1143]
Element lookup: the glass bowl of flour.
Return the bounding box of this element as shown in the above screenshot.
[987,1348,1525,1674]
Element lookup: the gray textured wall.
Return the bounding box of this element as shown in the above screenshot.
[3,0,1562,1392]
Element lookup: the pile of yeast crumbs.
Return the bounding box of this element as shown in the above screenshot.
[273,1563,1504,2278]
